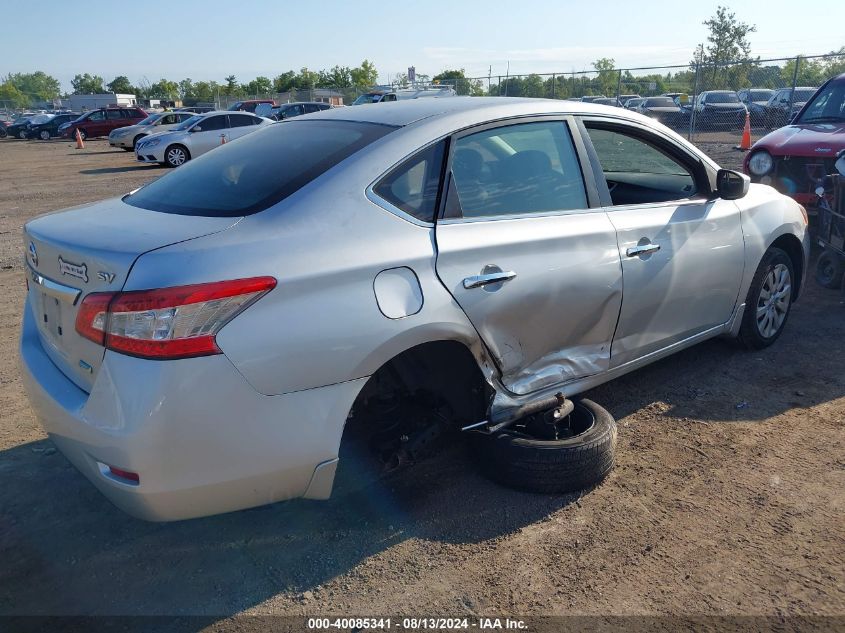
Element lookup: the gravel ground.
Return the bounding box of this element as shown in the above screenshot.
[0,138,842,629]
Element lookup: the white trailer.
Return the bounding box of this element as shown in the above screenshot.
[67,93,138,112]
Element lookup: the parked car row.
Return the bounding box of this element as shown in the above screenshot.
[569,87,821,132]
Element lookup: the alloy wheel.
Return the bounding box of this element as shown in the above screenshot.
[166,147,187,166]
[756,263,791,338]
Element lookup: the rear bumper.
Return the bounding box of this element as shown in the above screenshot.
[19,301,366,521]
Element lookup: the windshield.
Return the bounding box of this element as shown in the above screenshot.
[174,114,204,131]
[30,114,53,124]
[749,90,773,101]
[707,93,740,104]
[352,93,381,105]
[138,114,162,126]
[124,120,395,216]
[645,98,676,107]
[797,81,845,123]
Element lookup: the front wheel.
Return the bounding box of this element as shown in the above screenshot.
[164,144,190,168]
[39,130,50,140]
[738,247,795,349]
[18,129,27,139]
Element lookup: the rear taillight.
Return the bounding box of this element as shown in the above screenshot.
[75,277,276,360]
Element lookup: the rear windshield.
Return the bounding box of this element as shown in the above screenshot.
[124,120,395,217]
[644,98,675,107]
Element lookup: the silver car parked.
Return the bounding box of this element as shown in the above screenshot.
[20,98,810,521]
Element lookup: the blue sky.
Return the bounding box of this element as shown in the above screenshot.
[2,0,843,91]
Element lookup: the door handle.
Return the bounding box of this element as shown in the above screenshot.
[463,271,517,289]
[626,243,661,257]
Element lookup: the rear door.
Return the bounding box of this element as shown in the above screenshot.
[434,118,623,396]
[579,118,744,367]
[227,114,259,140]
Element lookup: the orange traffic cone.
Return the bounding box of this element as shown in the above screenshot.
[74,128,85,149]
[736,111,752,151]
[220,134,226,145]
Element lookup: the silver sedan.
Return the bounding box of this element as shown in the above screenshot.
[20,98,810,520]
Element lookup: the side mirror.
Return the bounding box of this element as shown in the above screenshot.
[716,169,750,200]
[191,126,201,132]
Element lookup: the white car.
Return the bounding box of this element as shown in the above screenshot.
[134,111,272,167]
[108,111,197,151]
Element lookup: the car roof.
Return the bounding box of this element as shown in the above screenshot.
[308,96,647,128]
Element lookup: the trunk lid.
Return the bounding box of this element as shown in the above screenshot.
[24,197,239,392]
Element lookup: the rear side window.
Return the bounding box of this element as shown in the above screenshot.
[228,114,255,127]
[125,120,395,216]
[447,121,587,218]
[373,141,445,223]
[198,115,227,131]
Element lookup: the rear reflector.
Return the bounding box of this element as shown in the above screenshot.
[108,466,140,484]
[75,277,276,360]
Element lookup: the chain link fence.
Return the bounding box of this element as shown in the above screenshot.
[467,52,845,142]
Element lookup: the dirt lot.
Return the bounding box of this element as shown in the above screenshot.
[0,138,843,629]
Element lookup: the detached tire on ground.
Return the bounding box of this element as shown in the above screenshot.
[470,398,617,494]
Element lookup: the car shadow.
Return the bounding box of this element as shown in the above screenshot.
[79,166,154,175]
[583,277,845,424]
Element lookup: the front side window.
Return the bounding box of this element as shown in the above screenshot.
[373,141,445,223]
[584,124,698,206]
[448,121,587,218]
[125,120,394,217]
[88,111,106,121]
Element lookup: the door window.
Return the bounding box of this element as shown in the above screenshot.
[373,141,445,223]
[88,110,106,121]
[196,115,227,131]
[106,109,123,120]
[584,125,699,205]
[159,113,178,125]
[228,114,256,128]
[447,121,587,218]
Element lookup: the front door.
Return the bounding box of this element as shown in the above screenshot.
[579,120,745,367]
[435,119,623,396]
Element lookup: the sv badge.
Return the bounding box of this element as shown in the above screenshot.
[97,271,116,283]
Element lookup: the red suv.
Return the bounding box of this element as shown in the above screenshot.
[744,73,844,208]
[63,106,148,140]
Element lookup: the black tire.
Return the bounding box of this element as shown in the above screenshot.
[77,129,87,141]
[470,398,616,494]
[39,130,50,140]
[164,144,190,168]
[132,135,144,150]
[18,129,27,139]
[815,250,844,290]
[738,247,795,349]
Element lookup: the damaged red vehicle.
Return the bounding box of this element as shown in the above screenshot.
[744,73,845,209]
